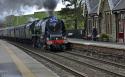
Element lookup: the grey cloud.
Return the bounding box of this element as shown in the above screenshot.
[0,0,59,20]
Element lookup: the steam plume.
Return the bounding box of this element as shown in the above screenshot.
[0,0,59,21]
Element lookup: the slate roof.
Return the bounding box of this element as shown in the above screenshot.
[108,0,120,10]
[85,0,124,14]
[86,0,100,14]
[113,0,125,11]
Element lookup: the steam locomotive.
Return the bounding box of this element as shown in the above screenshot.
[0,16,71,50]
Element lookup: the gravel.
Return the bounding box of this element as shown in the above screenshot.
[25,50,76,77]
[57,52,125,76]
[40,52,115,77]
[73,49,125,65]
[11,42,124,77]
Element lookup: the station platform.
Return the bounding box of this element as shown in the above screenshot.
[68,38,125,50]
[0,40,59,77]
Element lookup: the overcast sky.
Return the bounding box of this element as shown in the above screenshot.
[0,0,65,19]
[23,0,65,15]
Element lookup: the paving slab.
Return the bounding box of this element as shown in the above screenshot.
[68,38,125,50]
[0,40,59,77]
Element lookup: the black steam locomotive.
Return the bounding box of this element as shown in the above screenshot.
[0,16,71,50]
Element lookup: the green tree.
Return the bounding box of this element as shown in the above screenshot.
[62,0,84,29]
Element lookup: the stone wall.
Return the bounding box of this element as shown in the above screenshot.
[111,14,117,42]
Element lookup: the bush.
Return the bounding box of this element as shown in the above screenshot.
[100,33,109,41]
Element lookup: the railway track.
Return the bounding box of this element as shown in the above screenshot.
[10,42,87,77]
[67,50,125,69]
[55,51,125,77]
[9,41,125,77]
[73,44,125,63]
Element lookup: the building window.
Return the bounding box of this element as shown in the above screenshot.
[118,13,125,34]
[94,16,99,33]
[117,13,125,43]
[118,21,124,32]
[105,12,112,34]
[88,19,92,34]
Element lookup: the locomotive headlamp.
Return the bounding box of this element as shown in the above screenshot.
[63,36,67,40]
[64,39,68,43]
[56,37,58,40]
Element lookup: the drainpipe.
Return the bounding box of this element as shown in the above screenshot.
[115,12,119,42]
